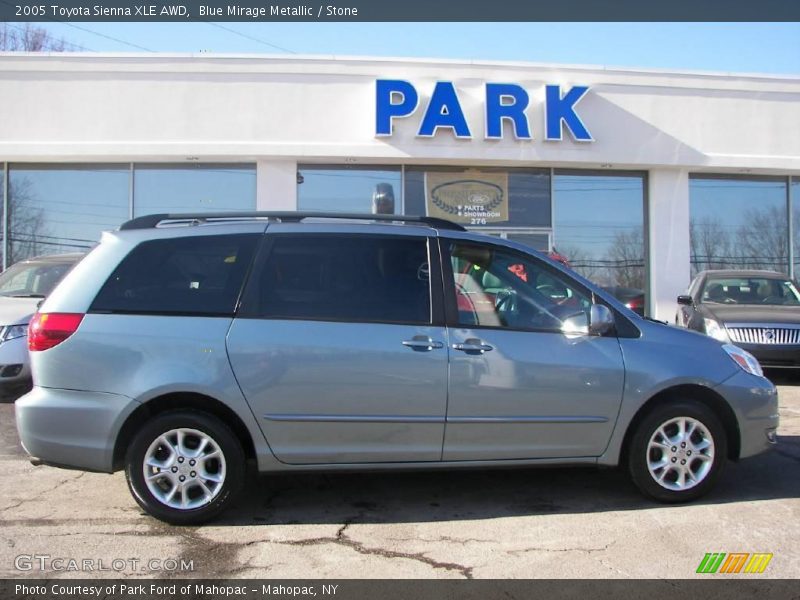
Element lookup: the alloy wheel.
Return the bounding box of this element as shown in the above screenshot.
[646,416,715,491]
[142,428,227,510]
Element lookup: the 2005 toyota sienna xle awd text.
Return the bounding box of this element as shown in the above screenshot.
[16,212,778,524]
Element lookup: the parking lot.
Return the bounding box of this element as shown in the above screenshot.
[0,379,798,580]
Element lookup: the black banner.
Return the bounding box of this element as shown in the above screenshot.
[1,0,799,22]
[3,579,800,600]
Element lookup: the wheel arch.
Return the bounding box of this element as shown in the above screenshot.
[620,384,741,464]
[112,392,257,471]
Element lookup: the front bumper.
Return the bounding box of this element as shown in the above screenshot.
[735,342,800,369]
[0,336,31,386]
[15,386,140,473]
[715,370,779,459]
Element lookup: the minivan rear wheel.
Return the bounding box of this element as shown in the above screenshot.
[125,411,244,525]
[628,400,727,503]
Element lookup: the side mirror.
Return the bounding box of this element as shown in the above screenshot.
[589,304,614,336]
[677,295,694,306]
[561,304,614,337]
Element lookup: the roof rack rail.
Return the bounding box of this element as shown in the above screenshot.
[118,211,467,232]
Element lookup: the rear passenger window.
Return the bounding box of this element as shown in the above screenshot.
[243,235,431,324]
[91,234,259,316]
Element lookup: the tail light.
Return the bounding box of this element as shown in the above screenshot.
[28,313,84,351]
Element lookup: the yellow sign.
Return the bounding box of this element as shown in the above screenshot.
[425,171,509,225]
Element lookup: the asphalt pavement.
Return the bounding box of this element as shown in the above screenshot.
[0,376,798,579]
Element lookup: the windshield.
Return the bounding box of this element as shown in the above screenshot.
[0,261,74,298]
[701,277,800,306]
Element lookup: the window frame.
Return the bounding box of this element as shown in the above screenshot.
[7,162,132,265]
[237,232,445,327]
[132,163,257,217]
[688,173,790,277]
[439,236,635,337]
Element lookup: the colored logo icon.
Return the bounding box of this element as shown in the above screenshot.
[696,553,773,574]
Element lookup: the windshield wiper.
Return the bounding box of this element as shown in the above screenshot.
[6,293,46,298]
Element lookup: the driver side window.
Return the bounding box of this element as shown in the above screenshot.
[447,241,592,332]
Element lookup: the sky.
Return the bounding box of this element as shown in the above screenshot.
[37,22,800,76]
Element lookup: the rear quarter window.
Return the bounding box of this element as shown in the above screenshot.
[90,234,259,316]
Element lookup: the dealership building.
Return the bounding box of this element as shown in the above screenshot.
[0,53,798,320]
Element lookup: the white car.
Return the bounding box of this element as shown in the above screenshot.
[0,253,84,397]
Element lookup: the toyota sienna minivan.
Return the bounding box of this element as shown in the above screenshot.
[16,212,778,524]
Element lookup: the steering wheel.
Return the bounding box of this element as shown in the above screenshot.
[495,291,515,313]
[536,284,558,297]
[761,296,782,304]
[536,283,570,305]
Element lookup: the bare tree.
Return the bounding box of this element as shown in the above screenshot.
[606,229,645,289]
[555,244,603,283]
[6,177,49,264]
[0,23,76,266]
[0,23,72,52]
[690,216,736,275]
[690,204,792,276]
[735,204,789,272]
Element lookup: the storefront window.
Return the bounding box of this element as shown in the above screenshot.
[793,179,800,279]
[690,175,789,276]
[133,164,256,217]
[403,167,550,228]
[553,171,646,314]
[0,164,5,269]
[8,164,130,264]
[297,166,401,214]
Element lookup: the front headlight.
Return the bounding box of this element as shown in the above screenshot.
[704,318,730,342]
[1,324,28,342]
[722,343,764,377]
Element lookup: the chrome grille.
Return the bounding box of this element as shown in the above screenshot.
[727,325,800,345]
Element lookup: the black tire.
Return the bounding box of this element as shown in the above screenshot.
[125,410,245,525]
[628,400,727,503]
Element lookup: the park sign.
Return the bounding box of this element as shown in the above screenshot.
[375,80,594,142]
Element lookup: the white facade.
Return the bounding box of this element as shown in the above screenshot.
[1,53,799,320]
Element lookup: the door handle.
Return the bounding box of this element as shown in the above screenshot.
[452,338,494,354]
[402,336,444,351]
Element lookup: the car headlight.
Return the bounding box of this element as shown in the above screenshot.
[704,318,730,342]
[1,324,28,342]
[722,343,764,377]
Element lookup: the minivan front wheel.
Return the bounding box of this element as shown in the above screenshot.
[125,411,244,525]
[628,401,727,503]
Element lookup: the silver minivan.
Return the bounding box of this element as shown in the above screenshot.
[16,213,779,524]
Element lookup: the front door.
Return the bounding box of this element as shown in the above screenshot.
[441,238,625,460]
[227,231,448,464]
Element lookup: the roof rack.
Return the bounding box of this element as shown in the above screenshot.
[119,211,467,232]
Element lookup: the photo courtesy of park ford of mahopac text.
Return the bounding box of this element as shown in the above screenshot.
[0,0,799,599]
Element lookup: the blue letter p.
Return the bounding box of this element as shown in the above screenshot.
[376,80,418,136]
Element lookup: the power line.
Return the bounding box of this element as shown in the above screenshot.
[205,22,296,54]
[0,22,95,51]
[59,22,154,52]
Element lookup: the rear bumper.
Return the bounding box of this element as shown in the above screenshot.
[715,370,779,459]
[15,386,139,473]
